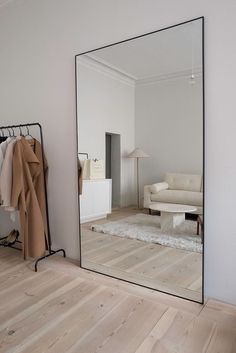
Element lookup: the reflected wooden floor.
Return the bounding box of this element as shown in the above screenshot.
[0,248,235,353]
[81,208,202,302]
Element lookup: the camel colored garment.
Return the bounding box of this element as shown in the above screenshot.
[11,138,48,259]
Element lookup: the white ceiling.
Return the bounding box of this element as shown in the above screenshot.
[87,19,202,80]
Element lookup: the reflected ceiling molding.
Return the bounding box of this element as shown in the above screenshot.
[136,67,203,86]
[77,54,202,87]
[77,54,136,87]
[87,53,137,81]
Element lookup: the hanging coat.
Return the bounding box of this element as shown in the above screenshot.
[11,138,48,259]
[30,138,49,244]
[0,137,20,208]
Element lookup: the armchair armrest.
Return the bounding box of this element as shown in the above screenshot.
[143,185,152,208]
[150,182,168,194]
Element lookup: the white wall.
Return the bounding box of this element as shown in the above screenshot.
[0,0,236,305]
[135,75,203,199]
[77,58,135,206]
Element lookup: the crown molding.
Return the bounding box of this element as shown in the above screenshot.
[77,54,202,87]
[136,68,203,86]
[87,53,137,80]
[77,55,136,87]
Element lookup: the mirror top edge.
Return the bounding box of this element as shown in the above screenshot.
[75,16,204,59]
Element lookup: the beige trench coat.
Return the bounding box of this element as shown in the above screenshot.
[11,138,48,259]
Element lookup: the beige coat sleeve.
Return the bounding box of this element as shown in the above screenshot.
[0,140,17,207]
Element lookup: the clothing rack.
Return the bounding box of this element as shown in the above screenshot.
[0,122,66,271]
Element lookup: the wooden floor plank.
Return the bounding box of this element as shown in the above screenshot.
[0,277,85,335]
[199,305,236,330]
[82,259,202,302]
[0,250,235,353]
[67,297,167,353]
[81,207,202,301]
[0,256,24,271]
[87,238,144,263]
[105,243,168,269]
[0,274,77,329]
[81,232,105,245]
[43,256,204,315]
[83,237,124,255]
[156,252,202,288]
[134,307,194,353]
[206,326,236,353]
[0,282,102,353]
[21,288,126,353]
[0,262,43,291]
[0,269,55,301]
[130,248,191,278]
[173,317,216,353]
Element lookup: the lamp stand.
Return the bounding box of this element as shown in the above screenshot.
[127,148,149,209]
[137,157,140,209]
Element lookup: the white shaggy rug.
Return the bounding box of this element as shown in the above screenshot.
[91,214,202,253]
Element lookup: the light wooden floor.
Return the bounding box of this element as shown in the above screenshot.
[81,208,202,302]
[0,248,235,353]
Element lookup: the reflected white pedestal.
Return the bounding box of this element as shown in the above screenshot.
[149,203,197,232]
[160,212,185,231]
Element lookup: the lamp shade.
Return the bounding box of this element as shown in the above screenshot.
[127,148,149,158]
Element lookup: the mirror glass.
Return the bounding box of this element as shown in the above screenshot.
[76,18,204,303]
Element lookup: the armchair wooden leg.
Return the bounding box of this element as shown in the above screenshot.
[201,224,204,244]
[149,208,152,215]
[197,215,204,243]
[197,221,199,235]
[201,232,204,244]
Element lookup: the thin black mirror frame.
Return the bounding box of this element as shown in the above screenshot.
[75,16,205,304]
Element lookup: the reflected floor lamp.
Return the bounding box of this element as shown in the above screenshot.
[128,148,149,209]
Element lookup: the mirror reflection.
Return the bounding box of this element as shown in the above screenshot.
[76,18,204,302]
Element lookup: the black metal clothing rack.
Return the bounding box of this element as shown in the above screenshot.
[0,122,66,271]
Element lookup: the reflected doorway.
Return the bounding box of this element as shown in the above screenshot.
[105,132,121,208]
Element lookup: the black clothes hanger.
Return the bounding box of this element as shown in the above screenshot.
[24,125,36,152]
[18,126,24,136]
[11,127,16,137]
[7,128,13,137]
[25,126,34,139]
[0,129,7,143]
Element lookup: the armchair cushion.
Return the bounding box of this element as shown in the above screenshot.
[151,189,203,207]
[150,182,168,194]
[165,173,202,192]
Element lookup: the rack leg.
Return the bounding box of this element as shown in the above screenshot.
[34,249,66,272]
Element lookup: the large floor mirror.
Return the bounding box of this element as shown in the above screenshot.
[75,17,204,303]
